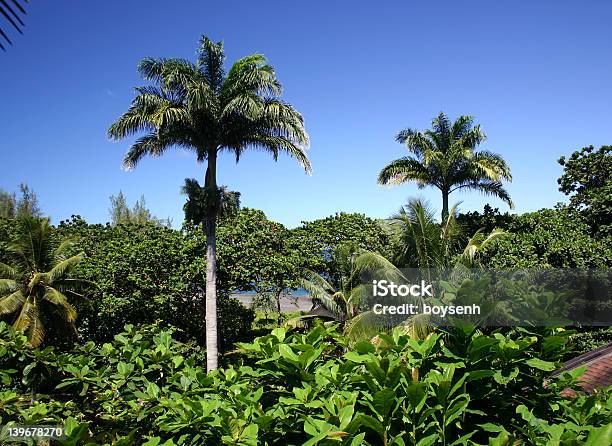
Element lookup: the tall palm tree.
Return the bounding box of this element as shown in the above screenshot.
[108,36,311,371]
[0,218,91,347]
[378,112,513,221]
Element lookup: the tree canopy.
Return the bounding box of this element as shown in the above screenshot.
[558,145,612,238]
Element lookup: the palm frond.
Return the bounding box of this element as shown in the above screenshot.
[25,301,43,347]
[52,278,95,296]
[343,310,388,342]
[53,236,80,259]
[0,0,27,51]
[122,132,191,170]
[222,53,282,99]
[470,151,512,182]
[0,278,18,295]
[456,179,514,209]
[0,289,24,315]
[459,228,507,267]
[352,250,406,285]
[197,36,225,93]
[43,287,77,322]
[0,262,17,279]
[398,313,434,340]
[431,112,451,148]
[48,253,84,282]
[12,296,44,347]
[377,157,432,187]
[451,115,474,139]
[299,276,344,319]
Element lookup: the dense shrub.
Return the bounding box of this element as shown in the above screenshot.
[567,327,612,358]
[1,322,610,445]
[290,213,391,281]
[54,216,254,351]
[481,206,612,268]
[456,204,515,239]
[215,208,302,294]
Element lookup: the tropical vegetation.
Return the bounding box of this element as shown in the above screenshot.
[378,113,513,221]
[108,35,311,371]
[1,321,610,445]
[0,218,91,347]
[1,29,612,446]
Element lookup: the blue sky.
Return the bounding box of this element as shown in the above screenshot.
[1,1,611,228]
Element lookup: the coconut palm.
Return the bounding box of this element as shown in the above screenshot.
[0,218,91,347]
[378,112,513,221]
[108,36,310,371]
[381,199,507,340]
[386,198,506,269]
[289,243,410,340]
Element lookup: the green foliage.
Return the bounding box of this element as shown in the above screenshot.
[0,184,42,220]
[1,322,610,445]
[291,212,391,281]
[56,216,254,352]
[216,208,301,295]
[566,327,612,358]
[481,206,612,268]
[182,180,240,225]
[558,145,612,238]
[0,217,91,347]
[109,191,171,227]
[456,205,515,240]
[378,113,513,220]
[386,199,506,269]
[292,245,405,340]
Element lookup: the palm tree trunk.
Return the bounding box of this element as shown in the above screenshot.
[441,188,449,222]
[204,151,219,372]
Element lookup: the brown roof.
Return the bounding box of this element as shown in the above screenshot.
[552,342,612,394]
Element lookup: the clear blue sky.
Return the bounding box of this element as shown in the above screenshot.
[1,1,611,227]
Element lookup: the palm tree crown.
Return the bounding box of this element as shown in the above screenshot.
[0,218,91,347]
[378,112,512,221]
[107,36,310,173]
